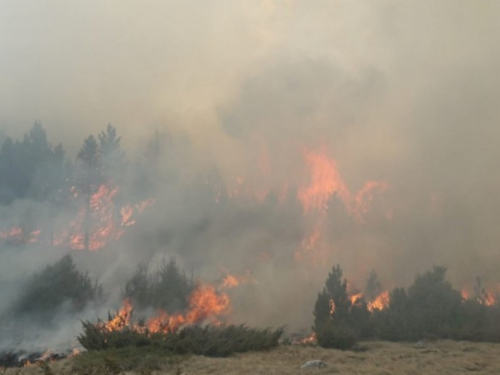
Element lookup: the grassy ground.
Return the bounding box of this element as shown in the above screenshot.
[4,340,500,374]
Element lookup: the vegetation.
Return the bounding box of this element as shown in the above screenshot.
[11,254,102,320]
[314,264,500,345]
[313,265,369,349]
[123,258,193,313]
[78,321,283,357]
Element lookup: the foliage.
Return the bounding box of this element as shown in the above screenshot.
[0,122,68,204]
[99,124,125,180]
[315,320,358,350]
[123,258,193,312]
[365,270,382,302]
[12,254,103,319]
[78,321,284,358]
[313,264,367,349]
[377,267,469,341]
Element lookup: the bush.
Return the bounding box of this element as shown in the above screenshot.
[12,254,102,320]
[377,267,464,341]
[454,300,500,342]
[315,320,358,350]
[78,320,284,357]
[375,287,415,341]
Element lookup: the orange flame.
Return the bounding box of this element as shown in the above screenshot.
[349,293,363,306]
[298,148,349,215]
[298,147,389,219]
[367,291,390,312]
[297,332,317,345]
[146,285,230,334]
[1,184,153,251]
[220,270,255,289]
[102,284,230,335]
[101,298,134,331]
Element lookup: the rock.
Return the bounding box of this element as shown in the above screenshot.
[300,360,327,369]
[413,340,427,349]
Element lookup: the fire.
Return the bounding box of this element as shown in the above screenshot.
[220,270,255,289]
[461,288,470,301]
[298,148,350,215]
[221,275,240,288]
[68,348,81,358]
[37,349,55,362]
[146,284,230,333]
[0,183,154,251]
[63,186,153,251]
[102,284,230,335]
[101,298,134,331]
[297,332,317,345]
[298,148,389,218]
[0,227,41,245]
[294,223,330,264]
[294,147,389,263]
[329,298,335,314]
[367,291,390,312]
[349,293,363,305]
[461,286,498,306]
[351,181,390,220]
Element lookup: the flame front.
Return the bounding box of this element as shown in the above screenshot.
[101,284,230,335]
[1,183,154,251]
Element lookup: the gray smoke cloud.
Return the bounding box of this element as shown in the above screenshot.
[1,0,500,346]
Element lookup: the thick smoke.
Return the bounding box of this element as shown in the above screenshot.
[1,0,500,351]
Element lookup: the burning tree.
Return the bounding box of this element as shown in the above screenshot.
[313,265,369,349]
[76,136,102,252]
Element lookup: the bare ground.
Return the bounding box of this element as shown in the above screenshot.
[6,340,500,375]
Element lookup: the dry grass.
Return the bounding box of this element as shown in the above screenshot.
[4,340,500,375]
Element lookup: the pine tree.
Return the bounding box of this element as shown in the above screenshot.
[365,269,382,301]
[77,136,101,251]
[98,124,125,182]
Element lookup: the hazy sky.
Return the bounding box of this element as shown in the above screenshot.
[1,0,500,285]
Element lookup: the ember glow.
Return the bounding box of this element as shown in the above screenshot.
[0,227,40,245]
[62,184,154,251]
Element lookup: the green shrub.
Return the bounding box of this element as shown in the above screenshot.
[315,319,358,350]
[78,319,284,358]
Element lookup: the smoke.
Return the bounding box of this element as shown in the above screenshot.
[1,0,500,350]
